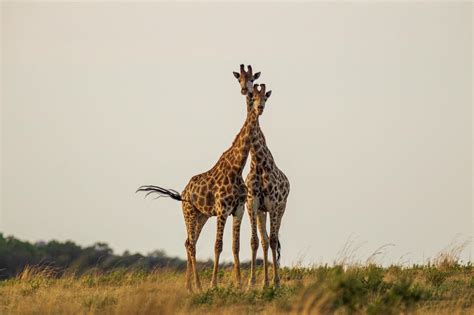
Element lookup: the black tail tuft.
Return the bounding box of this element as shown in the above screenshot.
[136,185,182,201]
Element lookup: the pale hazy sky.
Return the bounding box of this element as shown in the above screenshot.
[1,2,472,266]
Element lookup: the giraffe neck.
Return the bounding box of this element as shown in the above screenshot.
[250,123,276,169]
[219,108,258,175]
[246,96,276,169]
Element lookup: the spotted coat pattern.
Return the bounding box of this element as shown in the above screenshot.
[179,99,259,291]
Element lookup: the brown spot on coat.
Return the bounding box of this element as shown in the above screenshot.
[206,191,215,206]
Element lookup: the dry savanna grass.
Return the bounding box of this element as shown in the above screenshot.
[0,260,473,315]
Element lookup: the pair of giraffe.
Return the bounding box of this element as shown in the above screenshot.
[137,65,290,291]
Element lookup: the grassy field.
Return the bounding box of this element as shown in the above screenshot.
[0,261,472,314]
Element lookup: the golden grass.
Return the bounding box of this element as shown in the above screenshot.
[0,263,472,315]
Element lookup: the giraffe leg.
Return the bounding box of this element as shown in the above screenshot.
[232,204,244,287]
[247,197,259,287]
[185,243,192,292]
[192,213,208,290]
[211,213,228,288]
[183,204,201,292]
[184,225,199,291]
[269,209,284,288]
[194,213,209,243]
[257,210,270,288]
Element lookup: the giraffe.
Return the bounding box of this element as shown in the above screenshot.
[233,69,290,288]
[137,66,262,291]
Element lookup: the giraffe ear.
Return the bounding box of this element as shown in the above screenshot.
[253,72,261,80]
[233,72,240,79]
[265,91,272,98]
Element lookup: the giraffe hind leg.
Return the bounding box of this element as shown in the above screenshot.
[269,213,280,287]
[211,212,228,288]
[183,203,202,291]
[269,203,286,288]
[257,210,270,288]
[185,242,192,292]
[232,204,244,287]
[247,197,259,287]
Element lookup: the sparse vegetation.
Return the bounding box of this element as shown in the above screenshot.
[0,263,472,314]
[1,235,471,314]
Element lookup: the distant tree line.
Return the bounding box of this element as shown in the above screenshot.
[0,233,198,279]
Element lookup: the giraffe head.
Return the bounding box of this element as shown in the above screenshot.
[251,84,272,116]
[233,64,261,95]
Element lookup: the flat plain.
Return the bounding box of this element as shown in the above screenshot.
[0,261,472,314]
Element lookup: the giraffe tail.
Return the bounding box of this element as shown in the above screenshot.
[136,185,182,201]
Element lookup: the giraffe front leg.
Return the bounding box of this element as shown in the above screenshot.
[247,198,259,287]
[257,210,270,288]
[232,205,244,287]
[211,214,227,288]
